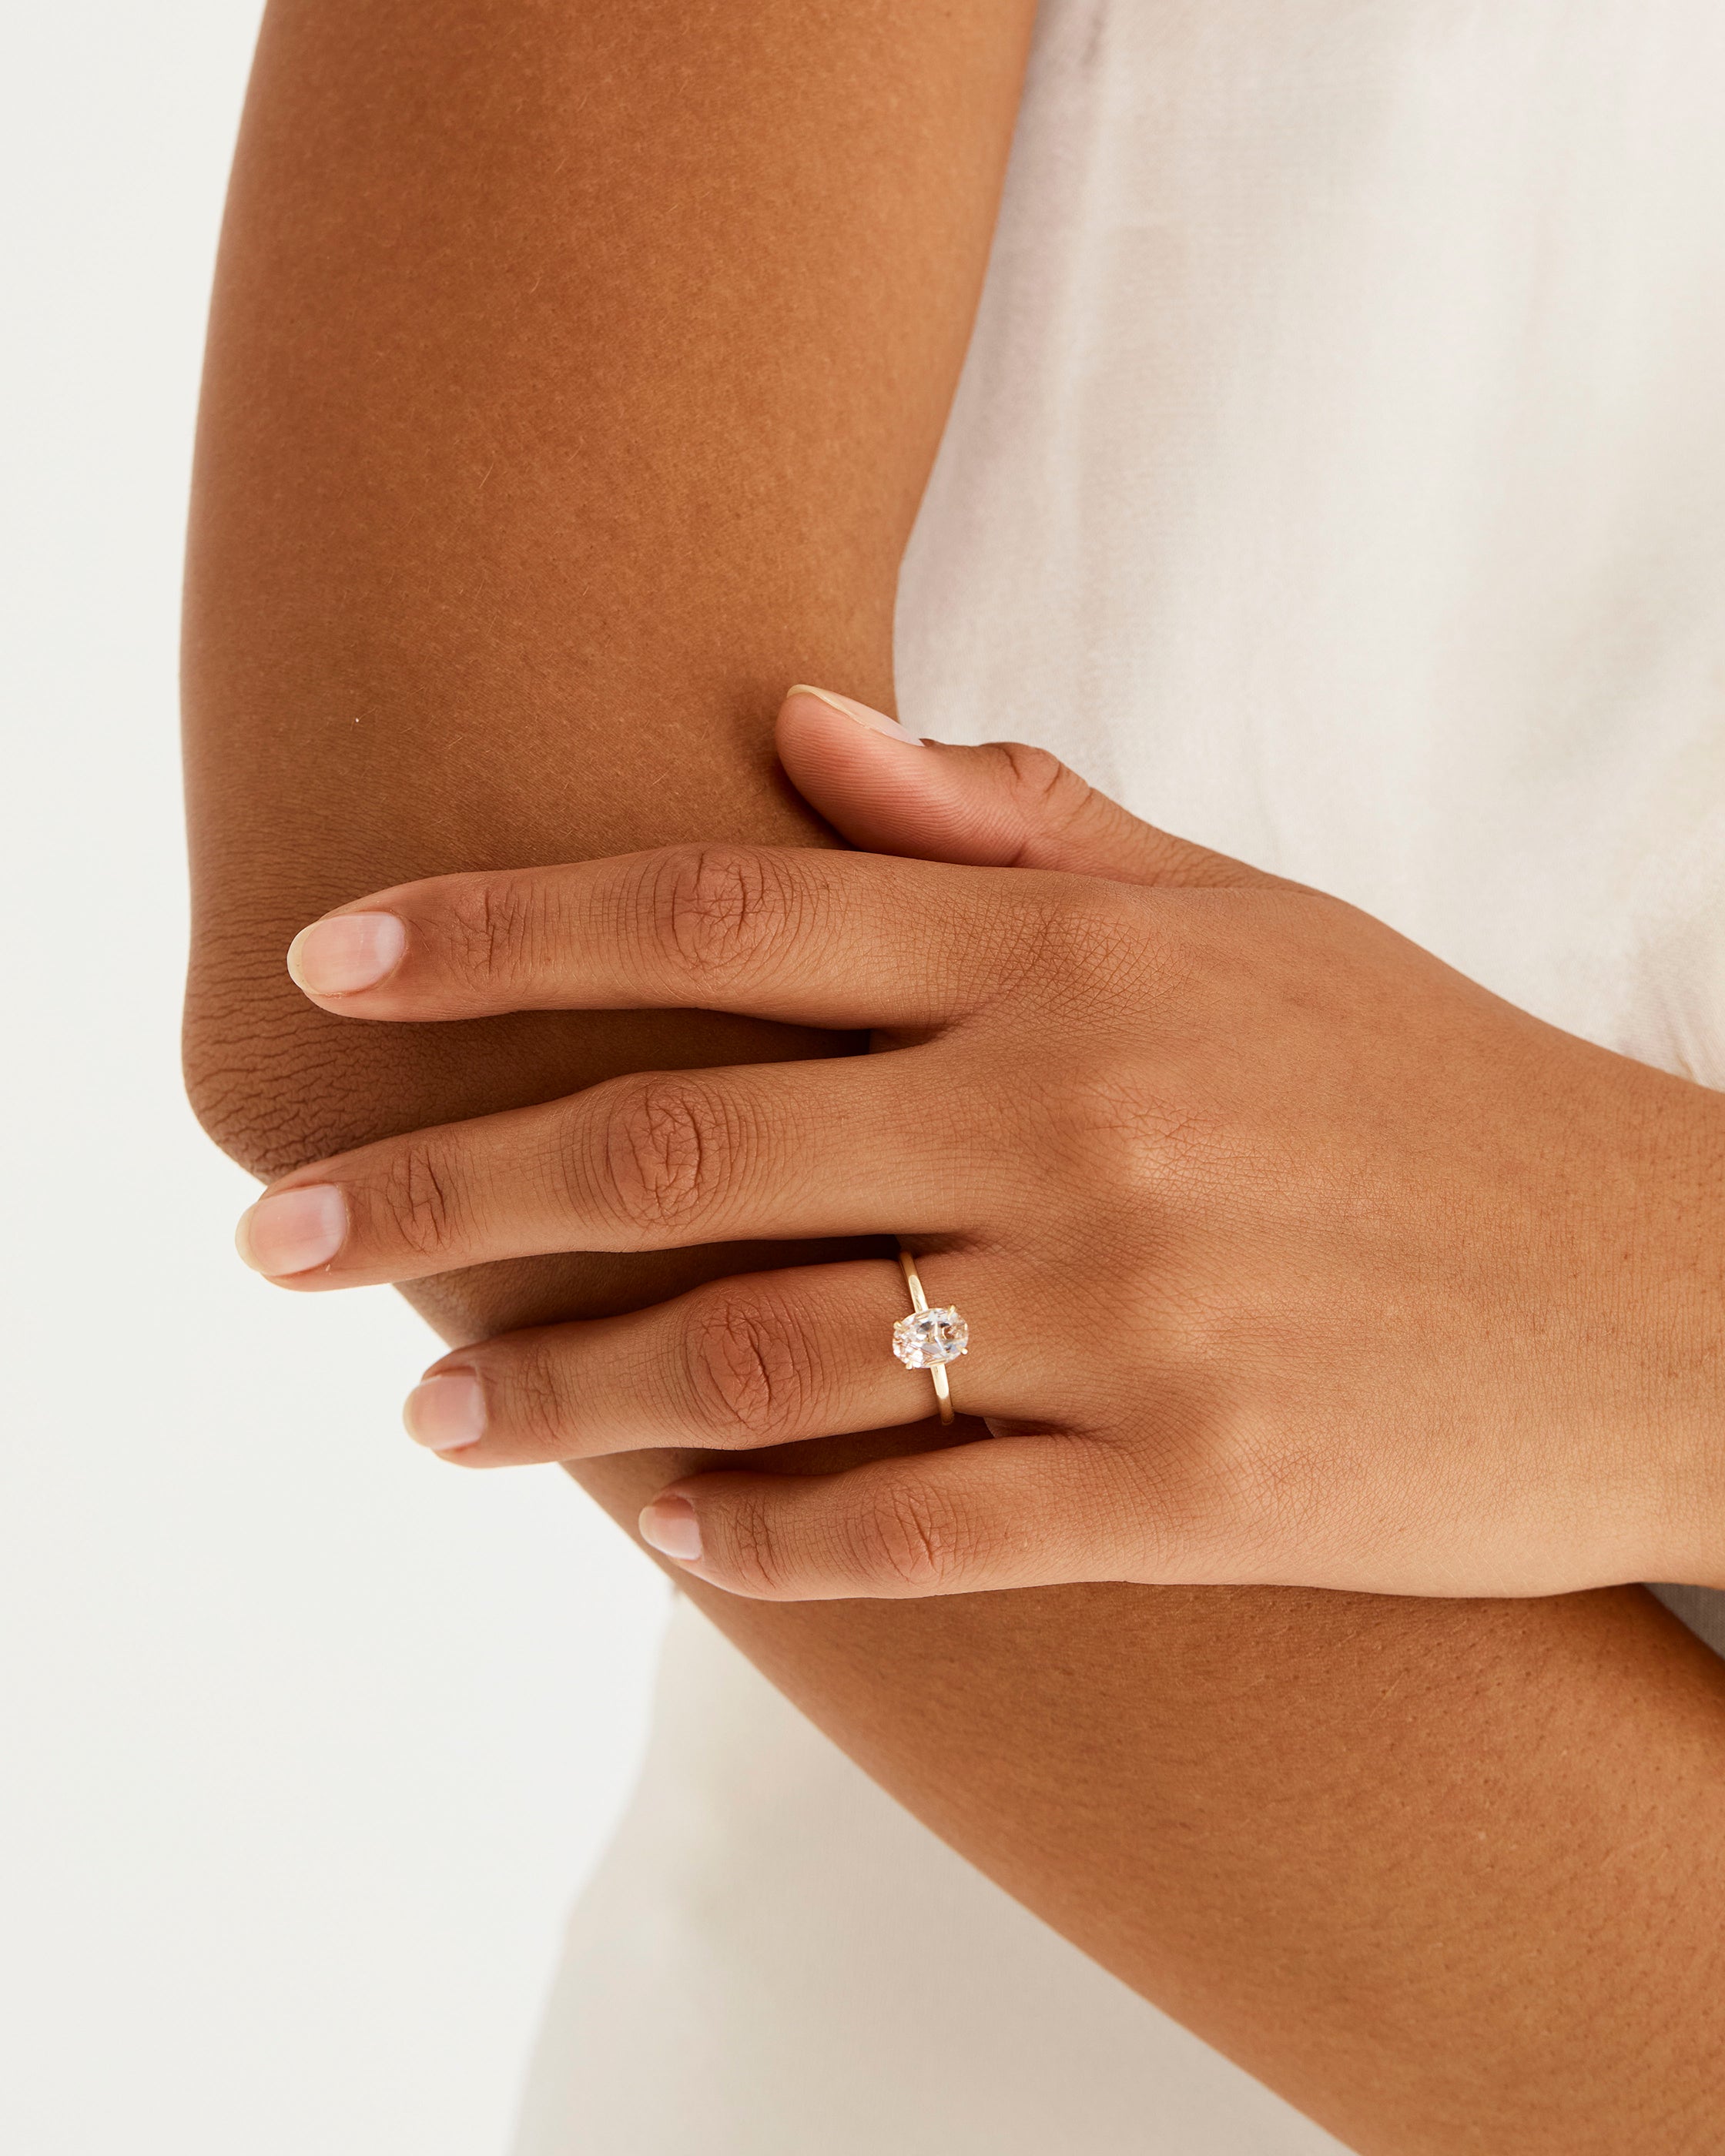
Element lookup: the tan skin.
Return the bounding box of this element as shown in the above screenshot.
[185,4,1725,2148]
[246,698,1725,1602]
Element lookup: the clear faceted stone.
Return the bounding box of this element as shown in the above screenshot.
[892,1307,969,1369]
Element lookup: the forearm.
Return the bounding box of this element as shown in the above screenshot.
[183,7,1725,2148]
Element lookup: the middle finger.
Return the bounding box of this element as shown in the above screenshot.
[236,1050,988,1287]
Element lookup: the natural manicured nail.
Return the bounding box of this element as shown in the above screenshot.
[286,912,407,996]
[638,1494,702,1562]
[785,684,926,746]
[236,1184,347,1276]
[403,1371,486,1453]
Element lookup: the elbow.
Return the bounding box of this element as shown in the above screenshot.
[182,939,408,1184]
[181,942,737,1345]
[183,922,859,1343]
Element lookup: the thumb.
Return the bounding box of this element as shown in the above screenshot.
[778,686,1284,891]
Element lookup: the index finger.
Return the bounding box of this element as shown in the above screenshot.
[284,843,1090,1029]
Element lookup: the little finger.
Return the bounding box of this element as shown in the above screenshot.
[636,1434,1159,1600]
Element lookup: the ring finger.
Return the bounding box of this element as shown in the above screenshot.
[402,1254,1033,1465]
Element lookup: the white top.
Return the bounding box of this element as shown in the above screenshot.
[513,3,1725,2145]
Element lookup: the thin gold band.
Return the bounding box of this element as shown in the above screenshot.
[897,1245,955,1424]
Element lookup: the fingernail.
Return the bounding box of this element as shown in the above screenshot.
[785,684,925,746]
[286,912,407,996]
[638,1494,702,1562]
[236,1184,348,1275]
[403,1371,486,1453]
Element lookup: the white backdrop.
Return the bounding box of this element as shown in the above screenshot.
[0,7,668,2151]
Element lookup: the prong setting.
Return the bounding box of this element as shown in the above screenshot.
[892,1307,968,1369]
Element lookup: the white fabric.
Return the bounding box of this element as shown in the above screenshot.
[512,1596,1348,2155]
[514,4,1725,2146]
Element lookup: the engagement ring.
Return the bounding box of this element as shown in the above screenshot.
[892,1244,967,1424]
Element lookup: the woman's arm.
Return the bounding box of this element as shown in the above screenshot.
[183,7,1725,2148]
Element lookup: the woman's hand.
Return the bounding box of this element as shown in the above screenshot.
[238,690,1725,1601]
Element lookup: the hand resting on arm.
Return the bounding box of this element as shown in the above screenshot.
[184,6,1725,2148]
[250,687,1725,1603]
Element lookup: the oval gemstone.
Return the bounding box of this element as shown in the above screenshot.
[892,1307,969,1369]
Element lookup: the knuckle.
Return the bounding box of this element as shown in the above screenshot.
[679,1289,819,1445]
[1141,1402,1301,1575]
[1020,1059,1218,1204]
[975,883,1161,1020]
[844,1475,973,1591]
[641,845,804,984]
[713,1490,794,1599]
[1038,886,1161,994]
[441,872,543,986]
[1090,1416,1217,1575]
[996,739,1090,833]
[584,1074,734,1239]
[491,1335,577,1454]
[372,1137,464,1259]
[1114,1099,1228,1217]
